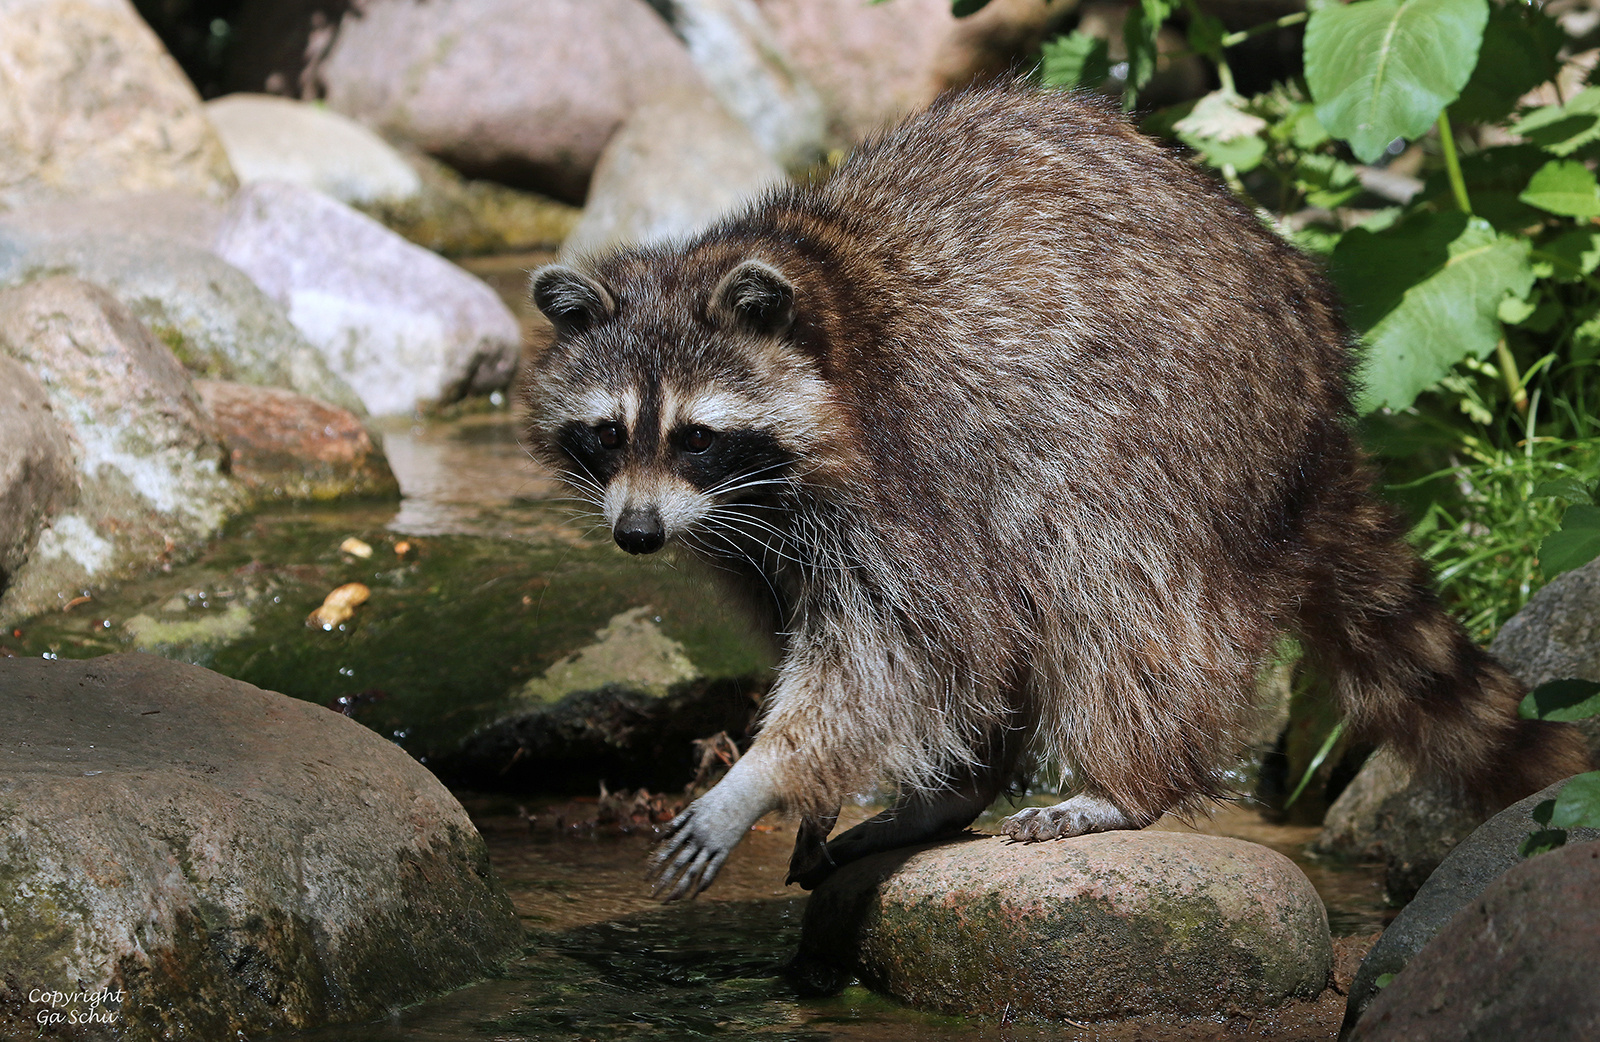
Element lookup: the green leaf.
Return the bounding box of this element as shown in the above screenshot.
[1187,12,1227,61]
[1519,160,1600,217]
[1532,478,1595,504]
[1519,679,1600,721]
[1550,771,1600,829]
[1541,504,1600,578]
[1374,972,1396,988]
[1041,31,1110,90]
[1124,0,1175,105]
[1452,2,1564,126]
[1421,144,1548,233]
[951,0,994,15]
[1305,0,1490,163]
[1532,797,1557,826]
[1519,828,1568,857]
[1535,230,1600,284]
[1335,214,1533,412]
[1513,88,1600,157]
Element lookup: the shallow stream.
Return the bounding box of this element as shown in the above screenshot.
[5,406,1390,1042]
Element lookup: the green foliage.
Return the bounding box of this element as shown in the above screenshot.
[1041,32,1110,92]
[1519,684,1600,855]
[1304,0,1488,163]
[1519,679,1600,722]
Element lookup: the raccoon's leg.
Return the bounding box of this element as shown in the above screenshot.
[998,792,1144,841]
[648,745,785,900]
[1295,460,1591,807]
[786,766,1008,890]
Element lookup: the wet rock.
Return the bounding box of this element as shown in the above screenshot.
[0,225,363,413]
[0,277,244,623]
[797,831,1332,1020]
[561,83,787,260]
[194,379,399,502]
[1347,838,1600,1042]
[212,180,522,415]
[360,146,580,258]
[0,0,235,214]
[439,607,765,792]
[0,355,75,592]
[0,652,523,1041]
[1491,555,1600,759]
[1341,778,1600,1036]
[661,0,829,169]
[312,0,705,204]
[205,92,422,206]
[1313,747,1484,901]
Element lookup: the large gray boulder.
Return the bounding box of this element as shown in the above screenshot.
[0,0,235,213]
[0,278,244,622]
[1347,837,1600,1041]
[205,92,423,207]
[1492,555,1600,757]
[212,180,522,416]
[560,83,787,260]
[0,653,523,1041]
[797,831,1331,1020]
[0,355,75,594]
[0,224,363,413]
[314,0,705,203]
[1341,778,1600,1036]
[662,0,829,169]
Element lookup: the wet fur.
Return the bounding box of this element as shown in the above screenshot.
[522,85,1590,899]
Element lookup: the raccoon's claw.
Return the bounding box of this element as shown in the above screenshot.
[999,794,1137,842]
[646,804,739,901]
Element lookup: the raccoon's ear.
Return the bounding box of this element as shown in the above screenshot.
[710,259,795,336]
[530,265,616,335]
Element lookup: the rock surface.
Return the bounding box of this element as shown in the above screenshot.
[0,355,75,592]
[1492,555,1600,757]
[0,0,235,213]
[212,180,522,415]
[1341,778,1600,1035]
[0,190,224,250]
[797,831,1332,1020]
[560,83,787,260]
[0,652,523,1041]
[665,0,829,169]
[205,92,422,206]
[316,0,705,203]
[0,225,363,412]
[194,379,399,502]
[0,277,243,622]
[1348,838,1600,1041]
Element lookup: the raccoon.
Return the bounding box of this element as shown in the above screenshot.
[521,84,1590,901]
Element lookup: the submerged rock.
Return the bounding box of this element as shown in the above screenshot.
[1348,838,1600,1042]
[797,831,1331,1020]
[194,379,399,502]
[205,92,423,207]
[0,0,235,214]
[213,180,522,416]
[0,277,244,622]
[0,653,523,1041]
[1341,778,1600,1035]
[561,82,787,259]
[0,224,363,413]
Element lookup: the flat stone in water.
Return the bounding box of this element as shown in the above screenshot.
[798,830,1332,1021]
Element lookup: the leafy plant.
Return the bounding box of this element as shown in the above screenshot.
[1518,678,1600,856]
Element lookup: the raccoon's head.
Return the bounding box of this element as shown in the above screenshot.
[524,254,834,558]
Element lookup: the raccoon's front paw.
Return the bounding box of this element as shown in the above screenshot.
[1000,794,1137,842]
[648,803,741,901]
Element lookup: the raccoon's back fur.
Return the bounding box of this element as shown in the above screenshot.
[524,85,1589,899]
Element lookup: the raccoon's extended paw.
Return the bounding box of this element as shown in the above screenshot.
[1000,794,1137,842]
[648,804,741,901]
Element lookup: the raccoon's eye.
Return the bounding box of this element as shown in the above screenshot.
[594,422,625,450]
[681,426,716,453]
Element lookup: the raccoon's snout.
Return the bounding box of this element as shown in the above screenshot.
[614,508,666,555]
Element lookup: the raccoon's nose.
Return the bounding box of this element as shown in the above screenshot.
[614,508,666,555]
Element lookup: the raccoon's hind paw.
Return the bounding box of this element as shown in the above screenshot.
[1000,794,1137,842]
[647,807,733,901]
